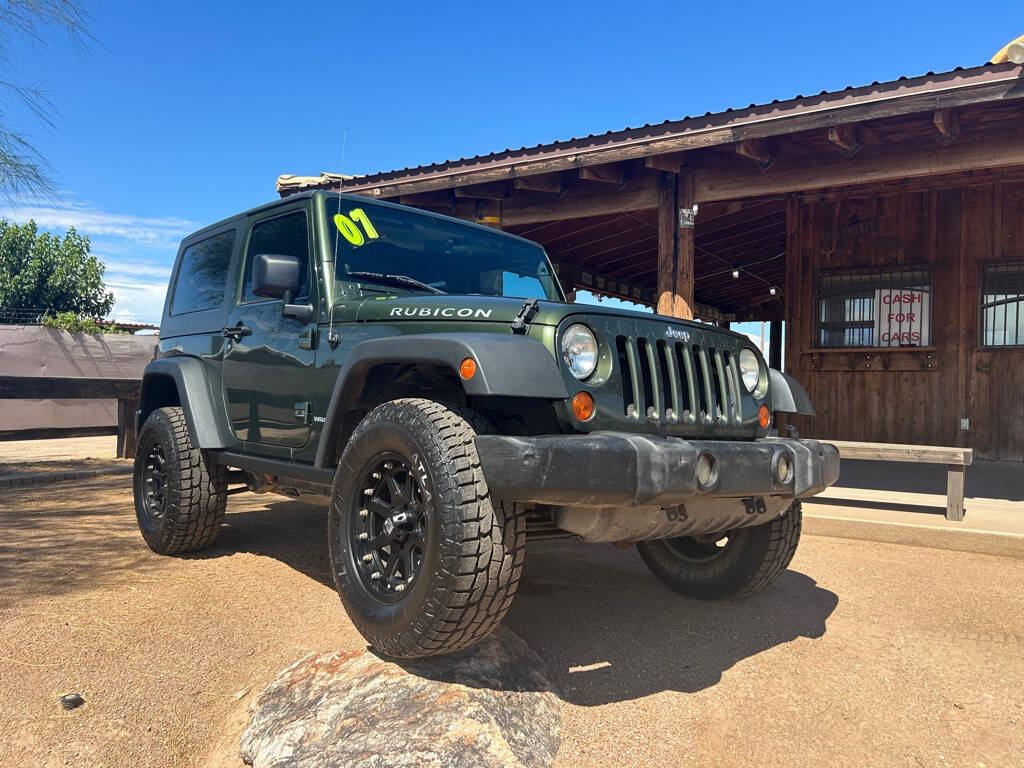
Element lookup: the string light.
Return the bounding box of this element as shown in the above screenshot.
[769,286,777,296]
[731,267,740,279]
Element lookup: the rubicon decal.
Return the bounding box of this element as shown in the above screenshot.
[389,307,494,319]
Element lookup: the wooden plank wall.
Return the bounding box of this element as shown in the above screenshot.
[784,180,1024,461]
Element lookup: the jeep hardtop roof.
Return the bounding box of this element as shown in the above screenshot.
[179,191,544,250]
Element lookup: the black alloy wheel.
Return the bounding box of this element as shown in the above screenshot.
[328,398,526,658]
[349,453,428,601]
[139,441,168,524]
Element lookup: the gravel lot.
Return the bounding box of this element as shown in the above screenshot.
[1,473,1021,767]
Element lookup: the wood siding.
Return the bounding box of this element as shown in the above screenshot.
[784,181,1024,461]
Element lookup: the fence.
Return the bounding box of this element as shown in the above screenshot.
[0,325,156,439]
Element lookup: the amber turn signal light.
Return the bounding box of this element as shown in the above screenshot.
[571,391,595,421]
[758,403,771,429]
[459,358,476,380]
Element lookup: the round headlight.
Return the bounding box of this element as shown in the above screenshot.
[561,324,598,380]
[738,348,763,394]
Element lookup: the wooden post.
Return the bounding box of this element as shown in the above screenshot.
[945,464,966,521]
[656,169,694,319]
[116,396,138,459]
[769,319,783,370]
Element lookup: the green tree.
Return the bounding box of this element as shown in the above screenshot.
[0,219,113,318]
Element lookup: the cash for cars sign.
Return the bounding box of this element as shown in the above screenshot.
[873,288,930,346]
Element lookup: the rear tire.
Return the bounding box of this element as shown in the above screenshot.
[133,406,227,554]
[637,501,802,600]
[328,398,525,659]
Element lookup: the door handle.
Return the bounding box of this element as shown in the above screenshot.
[222,325,252,342]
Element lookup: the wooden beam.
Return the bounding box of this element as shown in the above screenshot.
[552,260,729,321]
[827,124,861,156]
[0,375,140,399]
[578,162,629,186]
[398,190,454,210]
[502,175,659,227]
[827,439,972,466]
[735,139,773,169]
[513,172,565,196]
[448,199,502,226]
[645,151,690,173]
[454,181,507,200]
[656,169,695,319]
[695,127,1024,202]
[933,108,960,143]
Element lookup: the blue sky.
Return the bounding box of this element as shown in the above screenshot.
[0,0,1020,332]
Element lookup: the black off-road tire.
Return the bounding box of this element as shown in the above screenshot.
[329,398,525,659]
[637,502,802,600]
[133,406,227,554]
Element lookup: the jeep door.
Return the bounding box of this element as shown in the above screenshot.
[221,203,318,452]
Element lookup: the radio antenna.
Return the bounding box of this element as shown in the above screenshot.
[327,128,349,349]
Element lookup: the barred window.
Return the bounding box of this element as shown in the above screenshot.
[980,261,1024,347]
[818,267,932,348]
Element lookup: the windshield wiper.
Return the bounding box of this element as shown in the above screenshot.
[347,271,446,295]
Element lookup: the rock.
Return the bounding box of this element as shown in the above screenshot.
[239,628,561,768]
[60,693,85,710]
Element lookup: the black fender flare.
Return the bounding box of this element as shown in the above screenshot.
[314,332,569,468]
[138,357,237,449]
[769,369,815,416]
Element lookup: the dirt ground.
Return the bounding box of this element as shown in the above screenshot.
[0,435,122,464]
[1,473,1022,768]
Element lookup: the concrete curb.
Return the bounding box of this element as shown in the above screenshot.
[0,464,132,489]
[804,512,1024,559]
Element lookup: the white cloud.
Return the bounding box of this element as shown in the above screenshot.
[0,200,197,247]
[0,198,191,324]
[101,256,173,281]
[106,278,168,325]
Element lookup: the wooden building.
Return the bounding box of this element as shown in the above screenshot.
[281,62,1024,461]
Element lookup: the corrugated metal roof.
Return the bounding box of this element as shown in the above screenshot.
[278,61,1023,195]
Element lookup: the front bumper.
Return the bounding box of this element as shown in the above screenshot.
[475,432,839,508]
[475,433,839,541]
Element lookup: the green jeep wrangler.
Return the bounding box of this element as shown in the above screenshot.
[134,191,839,658]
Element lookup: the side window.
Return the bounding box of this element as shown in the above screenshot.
[170,231,235,315]
[242,211,310,304]
[980,260,1024,347]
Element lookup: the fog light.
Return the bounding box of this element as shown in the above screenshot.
[775,453,792,484]
[696,453,718,489]
[571,391,595,421]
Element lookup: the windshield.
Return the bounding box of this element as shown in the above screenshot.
[326,195,563,301]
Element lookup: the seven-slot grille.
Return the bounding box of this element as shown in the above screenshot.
[615,335,743,426]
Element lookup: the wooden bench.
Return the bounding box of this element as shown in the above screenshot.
[0,375,142,459]
[824,440,974,521]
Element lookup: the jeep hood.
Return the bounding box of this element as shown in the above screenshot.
[354,294,742,340]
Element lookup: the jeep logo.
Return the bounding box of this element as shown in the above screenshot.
[665,327,691,342]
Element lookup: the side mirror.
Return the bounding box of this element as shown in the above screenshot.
[252,253,300,301]
[252,253,313,323]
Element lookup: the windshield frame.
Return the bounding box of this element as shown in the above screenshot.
[319,192,566,304]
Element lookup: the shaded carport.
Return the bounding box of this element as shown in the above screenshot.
[280,61,1024,460]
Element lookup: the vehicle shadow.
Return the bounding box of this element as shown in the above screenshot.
[505,539,837,706]
[197,496,336,588]
[203,498,838,707]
